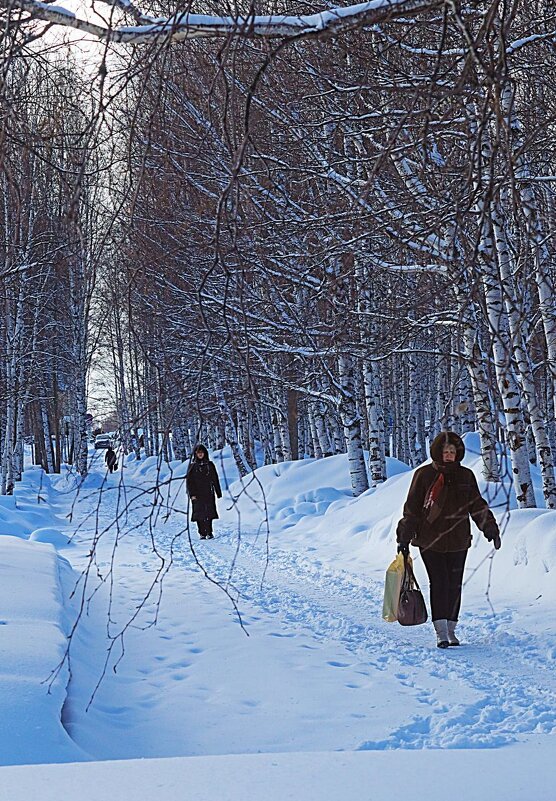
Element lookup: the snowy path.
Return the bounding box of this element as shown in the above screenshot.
[168,528,556,750]
[57,461,556,760]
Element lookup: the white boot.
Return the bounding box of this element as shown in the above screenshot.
[433,619,449,649]
[447,620,460,646]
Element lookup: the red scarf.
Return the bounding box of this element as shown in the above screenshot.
[424,471,445,510]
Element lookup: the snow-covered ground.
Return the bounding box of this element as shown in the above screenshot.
[0,437,555,799]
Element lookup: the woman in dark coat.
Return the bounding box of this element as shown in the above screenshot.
[186,444,222,540]
[396,431,501,648]
[104,446,117,473]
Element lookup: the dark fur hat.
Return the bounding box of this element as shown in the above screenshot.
[429,431,465,463]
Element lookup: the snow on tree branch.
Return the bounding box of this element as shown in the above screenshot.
[9,0,444,44]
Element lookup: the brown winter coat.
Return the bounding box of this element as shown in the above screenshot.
[396,432,499,553]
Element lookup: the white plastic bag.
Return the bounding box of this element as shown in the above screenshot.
[382,552,411,622]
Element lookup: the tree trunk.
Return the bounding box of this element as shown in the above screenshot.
[492,195,556,508]
[211,363,250,477]
[338,354,369,496]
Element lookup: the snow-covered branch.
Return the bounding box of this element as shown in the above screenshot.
[10,0,443,44]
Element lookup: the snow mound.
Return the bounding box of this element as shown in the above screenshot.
[29,527,72,547]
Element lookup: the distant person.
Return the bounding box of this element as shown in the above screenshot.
[396,431,501,648]
[105,446,118,473]
[186,444,222,540]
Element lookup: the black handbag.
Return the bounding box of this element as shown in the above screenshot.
[397,557,428,626]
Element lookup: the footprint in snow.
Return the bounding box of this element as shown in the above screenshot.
[168,660,192,669]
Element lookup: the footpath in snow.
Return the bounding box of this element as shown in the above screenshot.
[0,438,555,799]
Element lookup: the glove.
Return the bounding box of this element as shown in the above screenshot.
[485,529,501,550]
[397,543,410,557]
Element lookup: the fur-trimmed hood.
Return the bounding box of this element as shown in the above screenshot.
[429,431,465,463]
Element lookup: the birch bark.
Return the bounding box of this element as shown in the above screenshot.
[478,215,535,507]
[211,363,250,477]
[338,353,369,496]
[491,195,556,507]
[500,83,556,421]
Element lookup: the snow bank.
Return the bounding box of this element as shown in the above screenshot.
[0,742,554,801]
[0,536,87,765]
[220,452,409,532]
[0,466,86,765]
[214,434,556,613]
[0,466,74,541]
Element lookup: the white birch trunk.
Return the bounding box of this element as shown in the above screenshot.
[457,367,476,434]
[363,359,386,484]
[12,401,25,482]
[407,349,425,468]
[276,392,292,462]
[313,400,333,457]
[299,413,311,458]
[1,392,15,495]
[185,418,196,454]
[172,417,188,462]
[492,196,556,508]
[329,412,344,455]
[40,402,55,474]
[215,419,226,450]
[239,404,257,471]
[338,354,369,496]
[354,257,386,482]
[478,217,535,507]
[271,409,284,463]
[211,363,250,477]
[308,405,323,459]
[460,314,500,480]
[501,84,556,421]
[2,286,20,494]
[256,404,275,465]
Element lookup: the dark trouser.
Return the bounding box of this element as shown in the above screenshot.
[196,519,213,537]
[420,549,467,622]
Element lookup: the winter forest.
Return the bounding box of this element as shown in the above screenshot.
[1,1,556,798]
[1,0,554,505]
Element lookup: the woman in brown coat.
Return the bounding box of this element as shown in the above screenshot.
[396,431,501,648]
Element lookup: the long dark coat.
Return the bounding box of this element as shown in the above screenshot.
[186,460,222,522]
[105,448,117,468]
[396,432,499,553]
